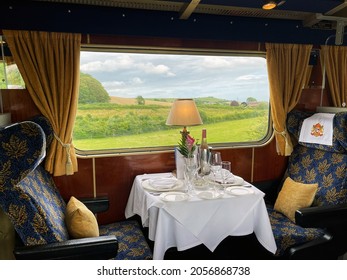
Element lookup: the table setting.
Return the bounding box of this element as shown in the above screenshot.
[138,150,255,202]
[125,168,277,260]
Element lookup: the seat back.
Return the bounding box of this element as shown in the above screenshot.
[0,121,69,246]
[287,110,347,206]
[266,111,347,257]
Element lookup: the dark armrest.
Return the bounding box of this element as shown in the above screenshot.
[79,196,109,213]
[295,203,347,228]
[13,235,118,260]
[288,233,333,259]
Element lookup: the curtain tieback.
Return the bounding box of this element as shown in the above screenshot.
[54,133,74,175]
[274,128,293,156]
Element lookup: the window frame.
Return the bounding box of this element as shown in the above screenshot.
[75,45,274,157]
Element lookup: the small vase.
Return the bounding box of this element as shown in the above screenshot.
[175,147,185,179]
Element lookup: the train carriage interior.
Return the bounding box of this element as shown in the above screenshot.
[1,0,347,266]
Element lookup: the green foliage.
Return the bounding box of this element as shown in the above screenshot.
[6,65,25,88]
[0,64,5,88]
[79,73,110,104]
[73,101,269,143]
[246,97,257,102]
[136,95,145,105]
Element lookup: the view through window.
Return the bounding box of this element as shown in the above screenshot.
[74,50,270,152]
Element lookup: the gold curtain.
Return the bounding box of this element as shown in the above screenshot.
[320,45,347,107]
[266,43,313,156]
[3,30,81,176]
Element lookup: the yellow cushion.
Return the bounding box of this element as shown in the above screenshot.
[274,177,318,222]
[65,196,99,238]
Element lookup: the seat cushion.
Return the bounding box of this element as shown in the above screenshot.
[267,207,327,256]
[99,220,152,260]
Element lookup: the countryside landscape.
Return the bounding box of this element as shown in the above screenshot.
[1,63,270,151]
[74,95,269,151]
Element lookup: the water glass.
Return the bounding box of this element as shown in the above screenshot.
[221,161,232,184]
[221,161,231,172]
[184,155,199,195]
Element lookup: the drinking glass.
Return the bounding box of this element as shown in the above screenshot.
[221,161,231,172]
[184,154,199,195]
[221,161,232,184]
[209,151,222,181]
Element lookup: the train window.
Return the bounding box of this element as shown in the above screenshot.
[0,37,25,89]
[74,50,271,154]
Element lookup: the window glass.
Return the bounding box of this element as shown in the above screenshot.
[0,38,25,89]
[74,50,270,153]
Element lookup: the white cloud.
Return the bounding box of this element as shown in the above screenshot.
[236,74,264,81]
[80,52,269,101]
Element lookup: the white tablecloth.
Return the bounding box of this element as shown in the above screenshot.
[125,172,277,260]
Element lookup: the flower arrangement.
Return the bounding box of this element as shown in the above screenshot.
[178,133,198,158]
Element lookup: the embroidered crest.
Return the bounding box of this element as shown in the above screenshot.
[311,123,324,137]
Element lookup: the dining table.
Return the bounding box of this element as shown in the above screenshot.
[124,172,277,260]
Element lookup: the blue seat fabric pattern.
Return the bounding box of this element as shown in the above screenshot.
[0,118,152,260]
[0,122,69,246]
[99,220,152,260]
[267,110,347,256]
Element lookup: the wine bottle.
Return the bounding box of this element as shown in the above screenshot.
[199,129,210,175]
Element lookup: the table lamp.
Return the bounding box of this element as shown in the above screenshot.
[166,98,203,179]
[166,98,203,140]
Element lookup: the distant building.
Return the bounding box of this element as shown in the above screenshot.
[230,100,239,106]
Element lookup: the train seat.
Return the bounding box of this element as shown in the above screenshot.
[265,110,347,259]
[0,117,152,260]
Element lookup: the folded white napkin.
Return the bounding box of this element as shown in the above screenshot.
[149,178,178,190]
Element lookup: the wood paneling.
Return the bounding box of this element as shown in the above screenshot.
[1,89,40,122]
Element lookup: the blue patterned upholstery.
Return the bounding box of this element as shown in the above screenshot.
[267,110,347,256]
[99,220,152,260]
[267,207,326,256]
[0,122,69,245]
[0,118,152,260]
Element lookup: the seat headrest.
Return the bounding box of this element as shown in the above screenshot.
[287,110,347,153]
[29,115,54,148]
[0,121,46,189]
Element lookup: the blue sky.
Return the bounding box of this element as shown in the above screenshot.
[80,51,269,102]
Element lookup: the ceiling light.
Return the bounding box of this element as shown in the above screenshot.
[262,0,277,10]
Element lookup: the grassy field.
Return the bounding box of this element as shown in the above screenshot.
[74,117,268,150]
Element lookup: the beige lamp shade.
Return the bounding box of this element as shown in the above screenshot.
[166,99,203,126]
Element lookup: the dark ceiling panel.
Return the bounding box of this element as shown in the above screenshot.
[1,1,347,45]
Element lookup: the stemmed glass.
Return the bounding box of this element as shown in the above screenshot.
[209,151,222,181]
[184,154,200,195]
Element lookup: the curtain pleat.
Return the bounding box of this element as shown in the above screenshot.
[320,45,347,108]
[4,30,81,176]
[266,43,313,156]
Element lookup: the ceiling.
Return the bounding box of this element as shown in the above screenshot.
[36,0,347,22]
[2,1,347,44]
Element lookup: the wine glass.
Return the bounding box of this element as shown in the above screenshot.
[209,151,222,181]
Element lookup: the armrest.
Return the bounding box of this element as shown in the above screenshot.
[295,203,347,228]
[13,235,118,260]
[288,233,333,259]
[79,196,109,213]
